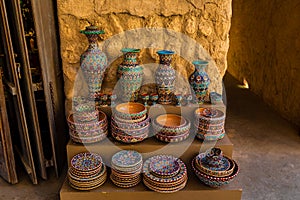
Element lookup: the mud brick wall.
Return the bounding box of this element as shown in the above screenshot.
[56,0,232,114]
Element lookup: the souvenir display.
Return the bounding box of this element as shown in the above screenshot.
[194,108,225,141]
[142,155,187,193]
[67,105,108,144]
[80,26,107,97]
[110,150,143,188]
[111,102,149,143]
[155,50,176,105]
[68,152,107,190]
[192,148,239,188]
[117,48,143,101]
[152,114,191,143]
[189,60,210,104]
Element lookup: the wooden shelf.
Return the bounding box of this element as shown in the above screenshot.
[66,135,234,166]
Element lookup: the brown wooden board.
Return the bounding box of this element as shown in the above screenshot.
[0,69,18,184]
[0,0,38,184]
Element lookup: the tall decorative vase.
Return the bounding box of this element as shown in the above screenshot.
[117,48,143,102]
[155,50,176,105]
[189,60,210,104]
[80,26,107,98]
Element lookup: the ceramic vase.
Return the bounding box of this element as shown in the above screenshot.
[117,48,143,101]
[189,60,210,104]
[155,50,176,105]
[80,26,108,97]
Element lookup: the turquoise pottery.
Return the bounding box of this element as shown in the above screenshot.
[80,26,107,96]
[117,48,143,101]
[189,60,210,104]
[155,50,176,105]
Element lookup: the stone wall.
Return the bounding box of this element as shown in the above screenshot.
[228,0,300,126]
[56,0,232,114]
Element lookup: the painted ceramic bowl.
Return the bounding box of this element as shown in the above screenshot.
[196,122,225,131]
[195,124,224,135]
[67,111,107,131]
[155,131,190,143]
[192,157,239,188]
[111,115,150,130]
[196,129,225,141]
[192,148,239,187]
[70,131,108,144]
[194,108,225,124]
[69,123,108,137]
[111,123,149,136]
[149,155,180,177]
[153,119,191,136]
[154,114,186,129]
[114,102,147,121]
[112,131,148,143]
[73,110,98,122]
[70,152,103,172]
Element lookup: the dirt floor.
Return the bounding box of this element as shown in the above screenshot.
[0,73,299,200]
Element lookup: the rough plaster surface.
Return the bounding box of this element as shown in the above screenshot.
[228,0,300,126]
[56,0,232,114]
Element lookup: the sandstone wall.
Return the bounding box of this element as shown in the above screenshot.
[228,0,300,126]
[56,0,232,114]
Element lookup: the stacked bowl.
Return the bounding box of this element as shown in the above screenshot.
[192,148,239,188]
[110,150,143,188]
[194,108,225,141]
[111,102,149,143]
[68,152,107,190]
[152,114,191,143]
[142,155,187,193]
[67,105,108,143]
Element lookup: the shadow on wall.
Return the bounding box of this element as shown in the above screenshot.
[227,0,300,127]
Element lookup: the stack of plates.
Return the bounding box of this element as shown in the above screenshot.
[68,152,107,190]
[152,114,190,143]
[194,108,225,141]
[111,102,149,143]
[110,150,143,188]
[192,148,239,188]
[67,109,108,144]
[143,155,187,193]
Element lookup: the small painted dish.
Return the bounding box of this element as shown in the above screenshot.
[111,150,143,168]
[70,152,103,172]
[114,102,147,120]
[70,131,108,144]
[111,115,150,129]
[149,155,180,177]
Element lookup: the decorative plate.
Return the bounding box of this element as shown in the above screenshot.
[71,152,103,172]
[111,150,142,168]
[143,156,187,183]
[149,155,180,177]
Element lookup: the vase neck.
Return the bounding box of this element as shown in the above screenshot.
[123,52,138,65]
[159,54,173,65]
[195,64,207,72]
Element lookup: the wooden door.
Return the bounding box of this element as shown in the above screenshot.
[0,69,18,184]
[0,0,39,184]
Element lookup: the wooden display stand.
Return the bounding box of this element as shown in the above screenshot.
[60,104,242,200]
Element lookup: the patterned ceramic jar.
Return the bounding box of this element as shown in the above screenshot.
[80,26,107,97]
[155,50,176,105]
[117,48,143,101]
[189,60,210,104]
